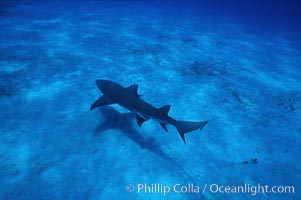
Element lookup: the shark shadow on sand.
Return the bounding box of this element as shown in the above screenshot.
[95,106,159,149]
[94,106,204,198]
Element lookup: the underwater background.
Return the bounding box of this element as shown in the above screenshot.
[0,1,300,199]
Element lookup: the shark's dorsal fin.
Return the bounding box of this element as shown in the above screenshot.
[136,114,147,127]
[159,105,170,115]
[126,84,140,97]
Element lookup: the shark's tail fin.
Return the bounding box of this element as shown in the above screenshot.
[176,120,208,144]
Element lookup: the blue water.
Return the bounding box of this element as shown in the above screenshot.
[0,1,300,200]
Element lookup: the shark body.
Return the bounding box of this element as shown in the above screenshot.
[90,79,207,143]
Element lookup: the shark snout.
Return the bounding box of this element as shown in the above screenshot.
[96,79,110,91]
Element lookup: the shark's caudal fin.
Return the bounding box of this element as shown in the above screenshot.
[176,120,208,144]
[90,95,114,111]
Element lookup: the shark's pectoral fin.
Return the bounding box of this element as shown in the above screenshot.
[90,95,114,111]
[160,123,168,132]
[159,105,171,115]
[126,84,140,98]
[136,114,147,127]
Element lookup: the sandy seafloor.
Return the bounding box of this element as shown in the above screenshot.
[0,1,300,200]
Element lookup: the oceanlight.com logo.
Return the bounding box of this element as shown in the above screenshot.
[208,184,295,196]
[125,183,295,196]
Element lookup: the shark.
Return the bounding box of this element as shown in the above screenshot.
[90,79,208,143]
